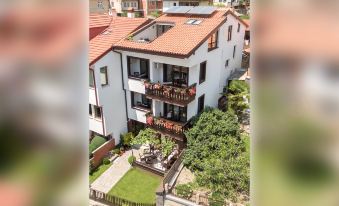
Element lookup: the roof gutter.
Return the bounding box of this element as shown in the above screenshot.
[113,50,129,126]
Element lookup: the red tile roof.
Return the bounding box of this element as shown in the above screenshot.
[89,16,151,65]
[113,9,248,58]
[89,13,112,29]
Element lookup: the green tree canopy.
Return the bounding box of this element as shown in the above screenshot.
[226,80,250,122]
[131,128,159,146]
[184,109,249,201]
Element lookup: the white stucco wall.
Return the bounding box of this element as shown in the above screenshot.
[89,51,128,144]
[117,12,245,124]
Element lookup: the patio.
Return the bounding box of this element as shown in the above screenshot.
[133,143,181,173]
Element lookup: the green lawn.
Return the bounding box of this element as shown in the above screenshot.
[108,168,162,204]
[90,162,112,184]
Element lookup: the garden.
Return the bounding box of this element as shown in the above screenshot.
[108,168,162,204]
[171,108,250,205]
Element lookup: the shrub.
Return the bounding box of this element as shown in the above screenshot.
[175,184,193,199]
[209,193,224,206]
[102,157,110,165]
[150,11,160,18]
[89,160,95,174]
[128,155,136,165]
[120,132,134,148]
[112,148,120,155]
[89,136,106,153]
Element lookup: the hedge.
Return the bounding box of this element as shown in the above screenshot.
[89,136,107,153]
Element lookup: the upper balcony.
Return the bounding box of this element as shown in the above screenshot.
[145,82,196,107]
[130,22,174,43]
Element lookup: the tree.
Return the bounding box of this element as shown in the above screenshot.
[160,137,175,158]
[225,80,250,123]
[131,128,159,146]
[183,109,249,201]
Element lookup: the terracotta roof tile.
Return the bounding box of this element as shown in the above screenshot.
[89,13,112,28]
[114,9,248,58]
[89,16,150,65]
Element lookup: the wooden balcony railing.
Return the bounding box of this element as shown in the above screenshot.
[145,113,190,139]
[144,82,197,106]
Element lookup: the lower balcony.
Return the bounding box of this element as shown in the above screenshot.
[145,113,189,140]
[145,82,196,107]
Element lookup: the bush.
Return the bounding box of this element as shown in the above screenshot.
[89,160,95,174]
[103,157,110,165]
[89,136,106,153]
[209,193,224,206]
[120,132,134,148]
[128,155,136,165]
[175,184,193,199]
[112,148,120,155]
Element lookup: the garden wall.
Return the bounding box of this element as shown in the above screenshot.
[91,138,115,168]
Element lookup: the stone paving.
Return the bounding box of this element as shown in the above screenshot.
[90,148,141,193]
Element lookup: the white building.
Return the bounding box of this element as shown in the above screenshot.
[213,0,240,7]
[162,0,210,12]
[89,14,150,144]
[113,7,247,147]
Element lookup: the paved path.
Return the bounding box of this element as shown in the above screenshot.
[90,149,138,193]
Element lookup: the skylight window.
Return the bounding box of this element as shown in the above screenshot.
[186,19,203,25]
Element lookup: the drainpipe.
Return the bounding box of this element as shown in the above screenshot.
[113,50,129,131]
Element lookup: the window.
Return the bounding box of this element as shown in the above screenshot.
[89,69,95,87]
[131,91,151,110]
[94,106,102,119]
[237,23,240,32]
[173,2,176,6]
[225,59,229,67]
[127,56,149,79]
[110,1,114,8]
[89,104,102,120]
[100,66,108,86]
[97,0,104,9]
[199,61,206,84]
[123,2,129,7]
[164,103,187,122]
[208,30,218,51]
[131,2,137,7]
[228,25,232,41]
[197,95,205,113]
[233,45,236,58]
[163,65,188,87]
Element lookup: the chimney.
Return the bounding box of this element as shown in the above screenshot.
[127,7,135,18]
[109,8,117,17]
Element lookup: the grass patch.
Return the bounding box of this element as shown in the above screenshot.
[240,15,250,20]
[89,136,106,153]
[108,168,162,204]
[90,162,112,184]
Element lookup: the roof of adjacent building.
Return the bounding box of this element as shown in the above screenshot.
[89,16,150,65]
[113,9,248,58]
[89,13,112,29]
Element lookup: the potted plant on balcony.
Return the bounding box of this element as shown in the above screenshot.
[146,116,154,125]
[165,122,174,130]
[189,87,196,96]
[143,80,151,89]
[154,83,161,90]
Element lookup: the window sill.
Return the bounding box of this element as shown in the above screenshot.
[128,76,149,81]
[132,106,151,112]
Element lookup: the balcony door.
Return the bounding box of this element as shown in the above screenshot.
[163,103,187,123]
[163,64,188,87]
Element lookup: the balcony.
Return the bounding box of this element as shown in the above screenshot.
[145,82,196,106]
[145,113,189,140]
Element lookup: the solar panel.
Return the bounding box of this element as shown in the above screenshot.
[165,6,194,14]
[187,6,216,15]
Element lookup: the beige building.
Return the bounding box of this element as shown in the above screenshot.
[90,0,113,13]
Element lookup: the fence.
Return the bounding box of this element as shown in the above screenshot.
[163,149,185,191]
[89,188,156,206]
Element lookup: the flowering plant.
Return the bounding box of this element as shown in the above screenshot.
[189,87,196,96]
[154,83,161,90]
[144,81,151,89]
[146,116,154,125]
[164,122,174,130]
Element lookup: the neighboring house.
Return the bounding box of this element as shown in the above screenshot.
[163,0,210,12]
[213,0,240,7]
[139,0,163,17]
[113,7,247,149]
[89,14,150,144]
[90,0,113,13]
